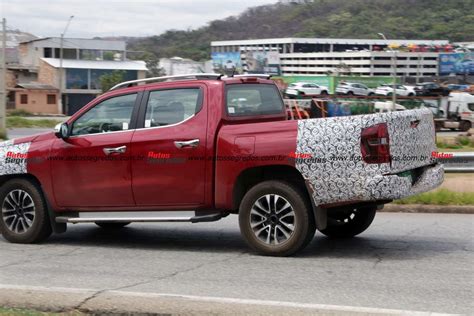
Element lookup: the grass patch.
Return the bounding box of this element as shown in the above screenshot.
[394,189,474,205]
[7,109,33,117]
[6,117,61,129]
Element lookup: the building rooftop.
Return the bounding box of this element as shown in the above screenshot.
[16,83,58,90]
[21,37,126,51]
[41,58,147,71]
[211,37,449,46]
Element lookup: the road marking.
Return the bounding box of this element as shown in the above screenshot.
[0,284,458,316]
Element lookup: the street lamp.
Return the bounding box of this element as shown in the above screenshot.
[378,33,397,111]
[58,15,74,114]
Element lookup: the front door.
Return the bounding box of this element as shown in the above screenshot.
[51,92,140,208]
[130,86,208,207]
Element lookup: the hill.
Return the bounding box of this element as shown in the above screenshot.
[127,0,474,61]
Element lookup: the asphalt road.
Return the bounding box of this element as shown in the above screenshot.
[0,213,472,314]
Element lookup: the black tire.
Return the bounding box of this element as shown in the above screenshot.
[408,93,415,97]
[460,120,472,132]
[0,178,52,243]
[320,90,328,96]
[320,206,376,238]
[368,92,375,96]
[387,92,393,96]
[347,91,354,96]
[95,222,130,229]
[239,181,315,256]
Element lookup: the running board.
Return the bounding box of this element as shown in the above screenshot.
[55,213,225,224]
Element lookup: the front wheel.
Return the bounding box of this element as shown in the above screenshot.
[0,179,52,243]
[320,206,376,238]
[239,181,315,256]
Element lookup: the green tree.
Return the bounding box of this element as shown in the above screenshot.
[99,70,125,92]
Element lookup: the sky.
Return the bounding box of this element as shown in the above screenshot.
[0,0,279,38]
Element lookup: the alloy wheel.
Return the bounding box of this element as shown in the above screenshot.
[249,194,296,245]
[2,189,36,234]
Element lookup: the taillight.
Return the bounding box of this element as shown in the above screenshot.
[360,123,391,164]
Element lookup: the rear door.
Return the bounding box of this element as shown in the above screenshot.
[130,85,208,207]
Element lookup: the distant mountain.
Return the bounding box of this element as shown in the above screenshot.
[126,0,474,61]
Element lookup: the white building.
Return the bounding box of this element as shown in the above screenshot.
[211,37,449,78]
[159,57,213,76]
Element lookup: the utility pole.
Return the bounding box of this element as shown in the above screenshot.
[58,15,74,115]
[378,33,397,111]
[0,18,6,132]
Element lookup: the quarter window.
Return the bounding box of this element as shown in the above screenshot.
[144,88,202,128]
[71,93,137,136]
[468,103,474,111]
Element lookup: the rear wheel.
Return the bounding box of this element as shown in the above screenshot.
[460,120,472,132]
[320,206,376,238]
[0,179,52,243]
[239,181,315,256]
[347,91,354,96]
[320,90,328,96]
[95,222,130,229]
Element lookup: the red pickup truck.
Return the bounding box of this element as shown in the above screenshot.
[0,74,443,256]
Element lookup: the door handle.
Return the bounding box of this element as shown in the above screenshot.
[103,145,127,155]
[174,139,199,149]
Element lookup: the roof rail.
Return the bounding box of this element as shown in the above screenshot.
[109,73,223,91]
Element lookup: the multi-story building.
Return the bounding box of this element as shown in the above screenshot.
[7,37,147,115]
[211,37,449,78]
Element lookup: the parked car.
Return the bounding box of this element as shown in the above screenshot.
[414,82,450,96]
[446,84,469,92]
[335,82,375,96]
[375,84,416,96]
[0,74,444,256]
[284,82,329,98]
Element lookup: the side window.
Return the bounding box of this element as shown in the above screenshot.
[144,88,202,128]
[71,93,137,136]
[226,84,284,116]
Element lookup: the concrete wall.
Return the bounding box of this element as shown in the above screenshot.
[15,89,59,114]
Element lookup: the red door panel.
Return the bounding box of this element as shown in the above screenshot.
[131,87,208,207]
[51,131,134,208]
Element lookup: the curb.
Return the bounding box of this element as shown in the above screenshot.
[382,204,474,214]
[0,285,457,316]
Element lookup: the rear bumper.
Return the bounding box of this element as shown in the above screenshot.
[305,163,444,206]
[368,163,444,200]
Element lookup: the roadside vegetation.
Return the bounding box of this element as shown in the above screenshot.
[436,135,474,151]
[394,189,474,205]
[6,117,61,129]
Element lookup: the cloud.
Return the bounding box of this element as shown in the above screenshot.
[1,0,279,38]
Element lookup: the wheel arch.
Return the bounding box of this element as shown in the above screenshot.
[232,165,325,229]
[0,173,66,233]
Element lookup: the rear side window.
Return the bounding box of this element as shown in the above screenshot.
[145,88,202,127]
[226,84,284,117]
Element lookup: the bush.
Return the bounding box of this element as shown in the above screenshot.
[457,136,470,146]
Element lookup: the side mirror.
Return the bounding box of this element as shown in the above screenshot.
[54,123,70,139]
